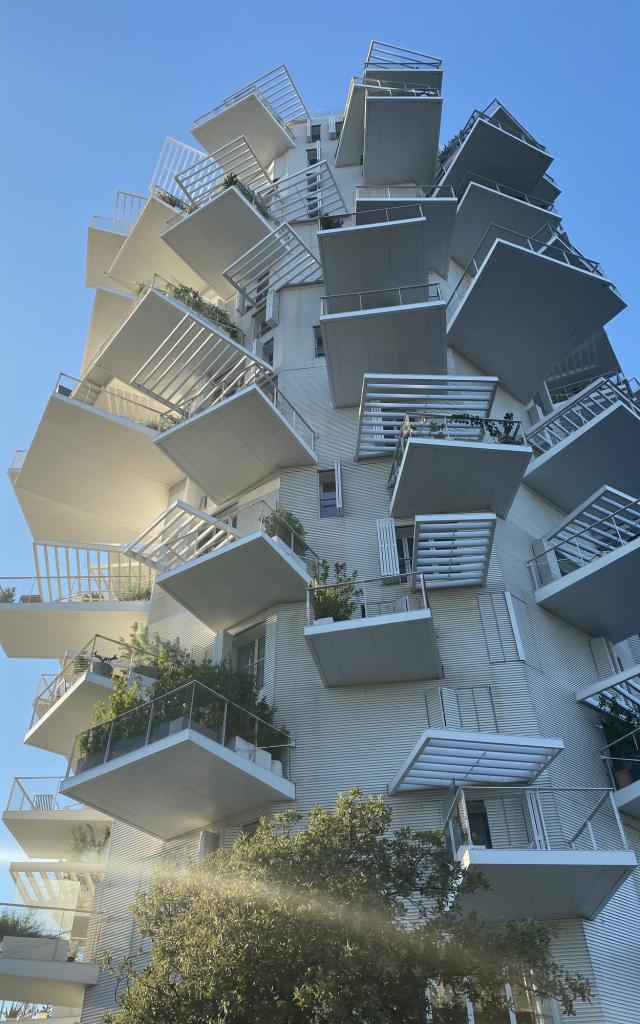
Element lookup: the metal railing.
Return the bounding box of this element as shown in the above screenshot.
[150,137,205,200]
[444,784,628,856]
[66,680,292,782]
[527,376,640,453]
[0,902,97,962]
[427,685,499,733]
[54,372,179,432]
[224,223,322,307]
[193,65,308,135]
[353,74,441,98]
[174,135,272,209]
[306,571,429,626]
[388,413,525,493]
[28,634,159,732]
[6,777,85,814]
[456,171,559,211]
[269,161,347,223]
[528,489,640,586]
[125,498,319,578]
[438,100,547,175]
[319,204,430,230]
[0,573,153,606]
[447,222,613,325]
[365,40,442,72]
[9,449,27,472]
[321,281,441,316]
[89,190,147,236]
[602,725,640,794]
[355,184,455,202]
[22,540,155,604]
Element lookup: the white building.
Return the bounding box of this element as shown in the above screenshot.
[2,40,640,1024]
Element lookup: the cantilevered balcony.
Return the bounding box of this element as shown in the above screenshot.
[10,859,106,915]
[363,40,443,89]
[451,174,562,268]
[436,100,552,194]
[11,373,183,544]
[546,328,621,399]
[80,282,135,381]
[0,541,152,658]
[388,412,531,519]
[61,681,294,840]
[223,223,321,309]
[320,284,446,408]
[355,185,456,278]
[3,778,111,859]
[525,376,640,510]
[443,784,635,920]
[413,513,497,588]
[304,572,441,687]
[0,903,100,1006]
[601,725,640,820]
[126,500,316,632]
[446,224,626,404]
[192,65,307,166]
[85,191,146,288]
[24,634,159,756]
[530,487,640,641]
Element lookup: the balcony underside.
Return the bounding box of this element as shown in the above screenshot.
[535,538,640,642]
[192,94,294,166]
[456,846,636,920]
[390,438,532,519]
[447,242,625,404]
[161,187,273,301]
[156,532,310,632]
[525,404,640,511]
[363,96,443,187]
[355,195,456,278]
[85,224,126,288]
[25,671,114,756]
[321,302,447,408]
[546,327,620,393]
[451,182,562,268]
[335,83,367,166]
[305,609,442,687]
[2,807,111,858]
[107,196,210,295]
[0,601,150,659]
[0,952,99,1006]
[61,727,295,841]
[81,285,134,381]
[613,780,640,820]
[12,395,182,545]
[440,119,552,193]
[155,386,317,506]
[319,217,433,296]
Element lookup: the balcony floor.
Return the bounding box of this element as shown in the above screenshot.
[305,608,442,687]
[156,532,310,632]
[440,118,552,193]
[0,601,150,659]
[24,670,115,756]
[319,216,434,296]
[162,187,273,301]
[155,385,317,506]
[447,240,626,404]
[451,181,562,268]
[0,949,99,1006]
[85,223,126,288]
[60,726,295,840]
[2,807,111,858]
[12,394,183,545]
[321,301,447,408]
[456,846,636,920]
[363,95,442,188]
[192,94,294,166]
[525,403,640,511]
[355,195,456,279]
[535,537,640,642]
[389,438,532,518]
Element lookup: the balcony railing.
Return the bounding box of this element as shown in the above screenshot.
[9,449,27,472]
[444,784,628,855]
[0,573,153,606]
[388,413,525,493]
[352,74,441,98]
[149,136,206,201]
[365,40,442,72]
[455,171,559,211]
[268,161,347,222]
[65,680,292,782]
[6,777,85,815]
[447,223,614,325]
[306,571,429,626]
[193,65,308,135]
[174,135,272,210]
[321,281,441,316]
[426,684,499,733]
[54,372,179,432]
[126,498,319,578]
[319,204,429,230]
[527,376,640,454]
[223,223,322,307]
[603,725,640,795]
[89,190,147,236]
[355,184,455,202]
[0,902,97,963]
[529,487,640,587]
[438,100,547,175]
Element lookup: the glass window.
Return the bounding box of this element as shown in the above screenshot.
[262,337,274,366]
[235,629,265,689]
[334,120,343,138]
[395,526,414,579]
[466,799,492,848]
[313,325,324,358]
[309,123,321,142]
[319,470,337,518]
[307,147,319,166]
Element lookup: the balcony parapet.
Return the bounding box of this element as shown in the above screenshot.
[149,136,206,203]
[455,171,558,210]
[3,776,111,859]
[527,375,640,453]
[438,100,548,177]
[54,373,178,433]
[355,184,455,203]
[321,281,440,317]
[364,40,442,73]
[351,74,440,98]
[89,190,147,238]
[601,724,640,819]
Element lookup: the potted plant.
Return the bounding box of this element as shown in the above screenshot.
[319,214,344,230]
[262,507,307,557]
[598,693,640,787]
[311,561,363,623]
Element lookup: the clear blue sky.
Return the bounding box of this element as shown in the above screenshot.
[0,0,637,897]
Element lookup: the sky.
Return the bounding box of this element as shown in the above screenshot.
[0,0,638,899]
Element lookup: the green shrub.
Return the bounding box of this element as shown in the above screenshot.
[311,561,362,622]
[0,586,15,603]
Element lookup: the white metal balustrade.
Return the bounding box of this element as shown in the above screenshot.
[150,137,205,201]
[1,547,153,606]
[6,777,86,815]
[364,40,442,72]
[269,161,347,222]
[174,135,272,208]
[526,375,640,453]
[306,571,430,626]
[321,281,440,316]
[350,74,441,98]
[223,224,322,307]
[89,190,147,236]
[413,514,497,588]
[54,373,176,432]
[193,65,308,136]
[355,184,456,202]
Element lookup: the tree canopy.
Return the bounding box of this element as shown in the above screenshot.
[104,789,590,1023]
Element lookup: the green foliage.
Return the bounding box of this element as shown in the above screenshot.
[163,283,243,342]
[438,129,464,163]
[64,824,112,862]
[0,1003,50,1020]
[311,560,362,622]
[418,411,523,445]
[151,185,188,211]
[262,506,307,555]
[319,214,345,229]
[0,586,15,603]
[0,909,50,942]
[222,173,274,222]
[115,581,153,601]
[102,790,591,1024]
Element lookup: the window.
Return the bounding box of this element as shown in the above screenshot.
[334,119,343,138]
[234,624,266,689]
[309,123,321,142]
[306,147,319,166]
[262,337,274,366]
[465,799,492,848]
[395,526,414,579]
[319,469,338,518]
[313,325,324,358]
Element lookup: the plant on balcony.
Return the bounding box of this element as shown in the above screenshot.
[319,213,345,229]
[0,909,50,942]
[419,411,524,445]
[117,581,153,601]
[163,283,243,342]
[438,129,464,164]
[262,507,307,556]
[597,693,640,787]
[150,185,189,212]
[64,824,112,862]
[222,172,274,222]
[101,789,591,1024]
[0,585,15,603]
[311,560,363,622]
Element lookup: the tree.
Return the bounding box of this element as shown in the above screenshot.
[103,790,590,1023]
[0,908,50,942]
